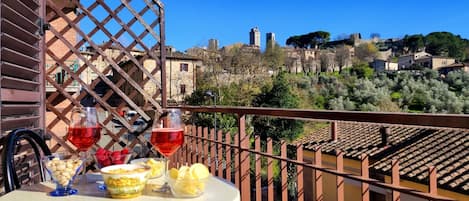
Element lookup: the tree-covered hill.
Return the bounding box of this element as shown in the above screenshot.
[187,67,469,115]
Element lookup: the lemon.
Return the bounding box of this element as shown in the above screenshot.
[189,163,210,179]
[175,180,198,196]
[177,165,190,178]
[147,158,158,165]
[169,168,179,179]
[146,159,164,177]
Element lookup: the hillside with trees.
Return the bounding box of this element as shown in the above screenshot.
[185,31,469,140]
[401,32,469,60]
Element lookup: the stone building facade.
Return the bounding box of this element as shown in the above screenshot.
[45,12,80,92]
[80,47,201,103]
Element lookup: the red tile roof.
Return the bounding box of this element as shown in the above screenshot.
[297,123,429,158]
[372,129,469,194]
[297,122,469,194]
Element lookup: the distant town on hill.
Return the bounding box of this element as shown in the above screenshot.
[185,29,469,75]
[182,29,469,115]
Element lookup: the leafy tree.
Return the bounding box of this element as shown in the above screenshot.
[252,73,304,141]
[376,98,401,112]
[350,62,374,79]
[184,89,218,128]
[465,46,469,61]
[185,80,265,133]
[329,96,356,110]
[286,35,308,48]
[306,31,330,48]
[196,47,226,89]
[444,70,469,92]
[425,32,466,60]
[348,79,393,111]
[263,41,286,73]
[319,52,331,72]
[354,42,378,62]
[221,82,263,107]
[403,34,425,53]
[422,69,438,79]
[286,31,331,49]
[335,45,351,72]
[224,44,262,74]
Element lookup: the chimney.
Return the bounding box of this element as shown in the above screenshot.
[331,121,338,141]
[380,127,391,147]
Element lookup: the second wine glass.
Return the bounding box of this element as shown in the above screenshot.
[67,106,101,180]
[150,108,184,192]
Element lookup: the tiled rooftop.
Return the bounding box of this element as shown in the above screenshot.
[372,129,469,194]
[297,122,469,194]
[297,123,431,159]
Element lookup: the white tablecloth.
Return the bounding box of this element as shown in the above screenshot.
[0,175,240,201]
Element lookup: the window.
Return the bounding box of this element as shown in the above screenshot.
[180,84,186,94]
[71,61,79,72]
[56,69,66,84]
[180,63,189,72]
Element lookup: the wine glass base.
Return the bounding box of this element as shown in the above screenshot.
[49,188,78,196]
[96,181,107,191]
[152,183,170,193]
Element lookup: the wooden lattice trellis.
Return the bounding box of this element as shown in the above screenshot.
[45,0,166,157]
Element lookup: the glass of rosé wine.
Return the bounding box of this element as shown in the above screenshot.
[150,108,184,192]
[67,107,101,180]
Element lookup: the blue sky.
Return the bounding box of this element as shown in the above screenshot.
[163,0,469,51]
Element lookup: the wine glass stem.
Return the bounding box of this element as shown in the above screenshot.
[79,151,88,184]
[163,157,169,184]
[153,157,170,193]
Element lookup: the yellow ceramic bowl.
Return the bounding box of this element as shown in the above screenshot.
[101,164,151,199]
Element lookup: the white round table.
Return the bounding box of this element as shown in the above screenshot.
[0,175,240,201]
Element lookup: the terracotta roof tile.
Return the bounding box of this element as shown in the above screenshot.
[297,122,469,194]
[296,122,429,159]
[372,129,469,195]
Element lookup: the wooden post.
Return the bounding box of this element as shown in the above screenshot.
[210,128,216,175]
[159,4,167,108]
[281,141,288,201]
[429,166,437,196]
[336,150,344,201]
[391,159,400,201]
[203,127,209,166]
[315,149,323,201]
[217,130,223,177]
[191,126,198,164]
[234,133,239,189]
[255,136,261,201]
[225,132,232,182]
[182,126,189,165]
[199,127,205,163]
[238,114,250,201]
[297,144,304,201]
[267,138,274,201]
[361,154,370,201]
